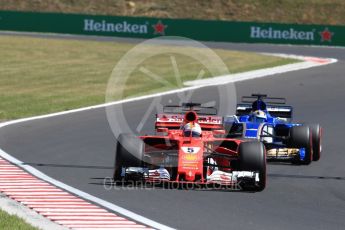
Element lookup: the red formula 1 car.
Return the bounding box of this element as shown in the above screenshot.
[113,103,267,191]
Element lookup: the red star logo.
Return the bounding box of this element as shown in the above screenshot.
[319,28,334,42]
[152,20,167,35]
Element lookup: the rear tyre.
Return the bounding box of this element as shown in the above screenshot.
[289,126,312,165]
[113,134,144,181]
[309,124,322,161]
[238,141,266,191]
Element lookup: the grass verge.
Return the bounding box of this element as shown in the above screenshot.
[0,35,298,120]
[0,209,39,230]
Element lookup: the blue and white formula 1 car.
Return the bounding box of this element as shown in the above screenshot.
[224,94,322,164]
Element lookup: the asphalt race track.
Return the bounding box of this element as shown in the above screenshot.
[0,36,345,230]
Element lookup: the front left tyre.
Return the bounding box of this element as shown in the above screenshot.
[238,141,266,191]
[288,126,312,165]
[113,133,144,181]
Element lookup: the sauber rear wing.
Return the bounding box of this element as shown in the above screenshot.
[241,94,286,105]
[155,114,223,130]
[236,104,293,119]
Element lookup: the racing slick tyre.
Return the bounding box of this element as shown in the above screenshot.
[238,141,266,192]
[309,124,322,161]
[113,133,144,181]
[288,126,312,165]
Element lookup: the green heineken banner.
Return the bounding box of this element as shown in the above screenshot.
[0,10,344,46]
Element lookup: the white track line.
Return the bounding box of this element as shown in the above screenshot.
[184,55,337,86]
[0,54,338,230]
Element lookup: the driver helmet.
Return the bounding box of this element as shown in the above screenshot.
[183,122,202,137]
[250,110,267,123]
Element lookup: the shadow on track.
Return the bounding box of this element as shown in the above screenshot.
[268,173,345,181]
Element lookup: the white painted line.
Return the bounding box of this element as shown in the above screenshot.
[7,192,71,195]
[4,189,64,192]
[38,209,108,213]
[28,205,98,209]
[22,200,85,203]
[0,168,24,171]
[28,204,101,208]
[56,220,134,224]
[41,213,118,216]
[70,228,148,230]
[1,189,63,192]
[71,228,148,230]
[65,226,142,228]
[184,55,337,86]
[50,216,128,220]
[35,208,107,212]
[67,227,146,229]
[18,198,84,202]
[10,195,78,199]
[26,201,92,205]
[23,202,89,205]
[65,226,144,229]
[0,180,48,182]
[0,172,28,175]
[0,185,56,189]
[0,182,51,185]
[0,177,33,180]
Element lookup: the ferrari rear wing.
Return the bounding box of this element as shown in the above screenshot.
[155,113,223,130]
[163,103,217,115]
[236,104,293,119]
